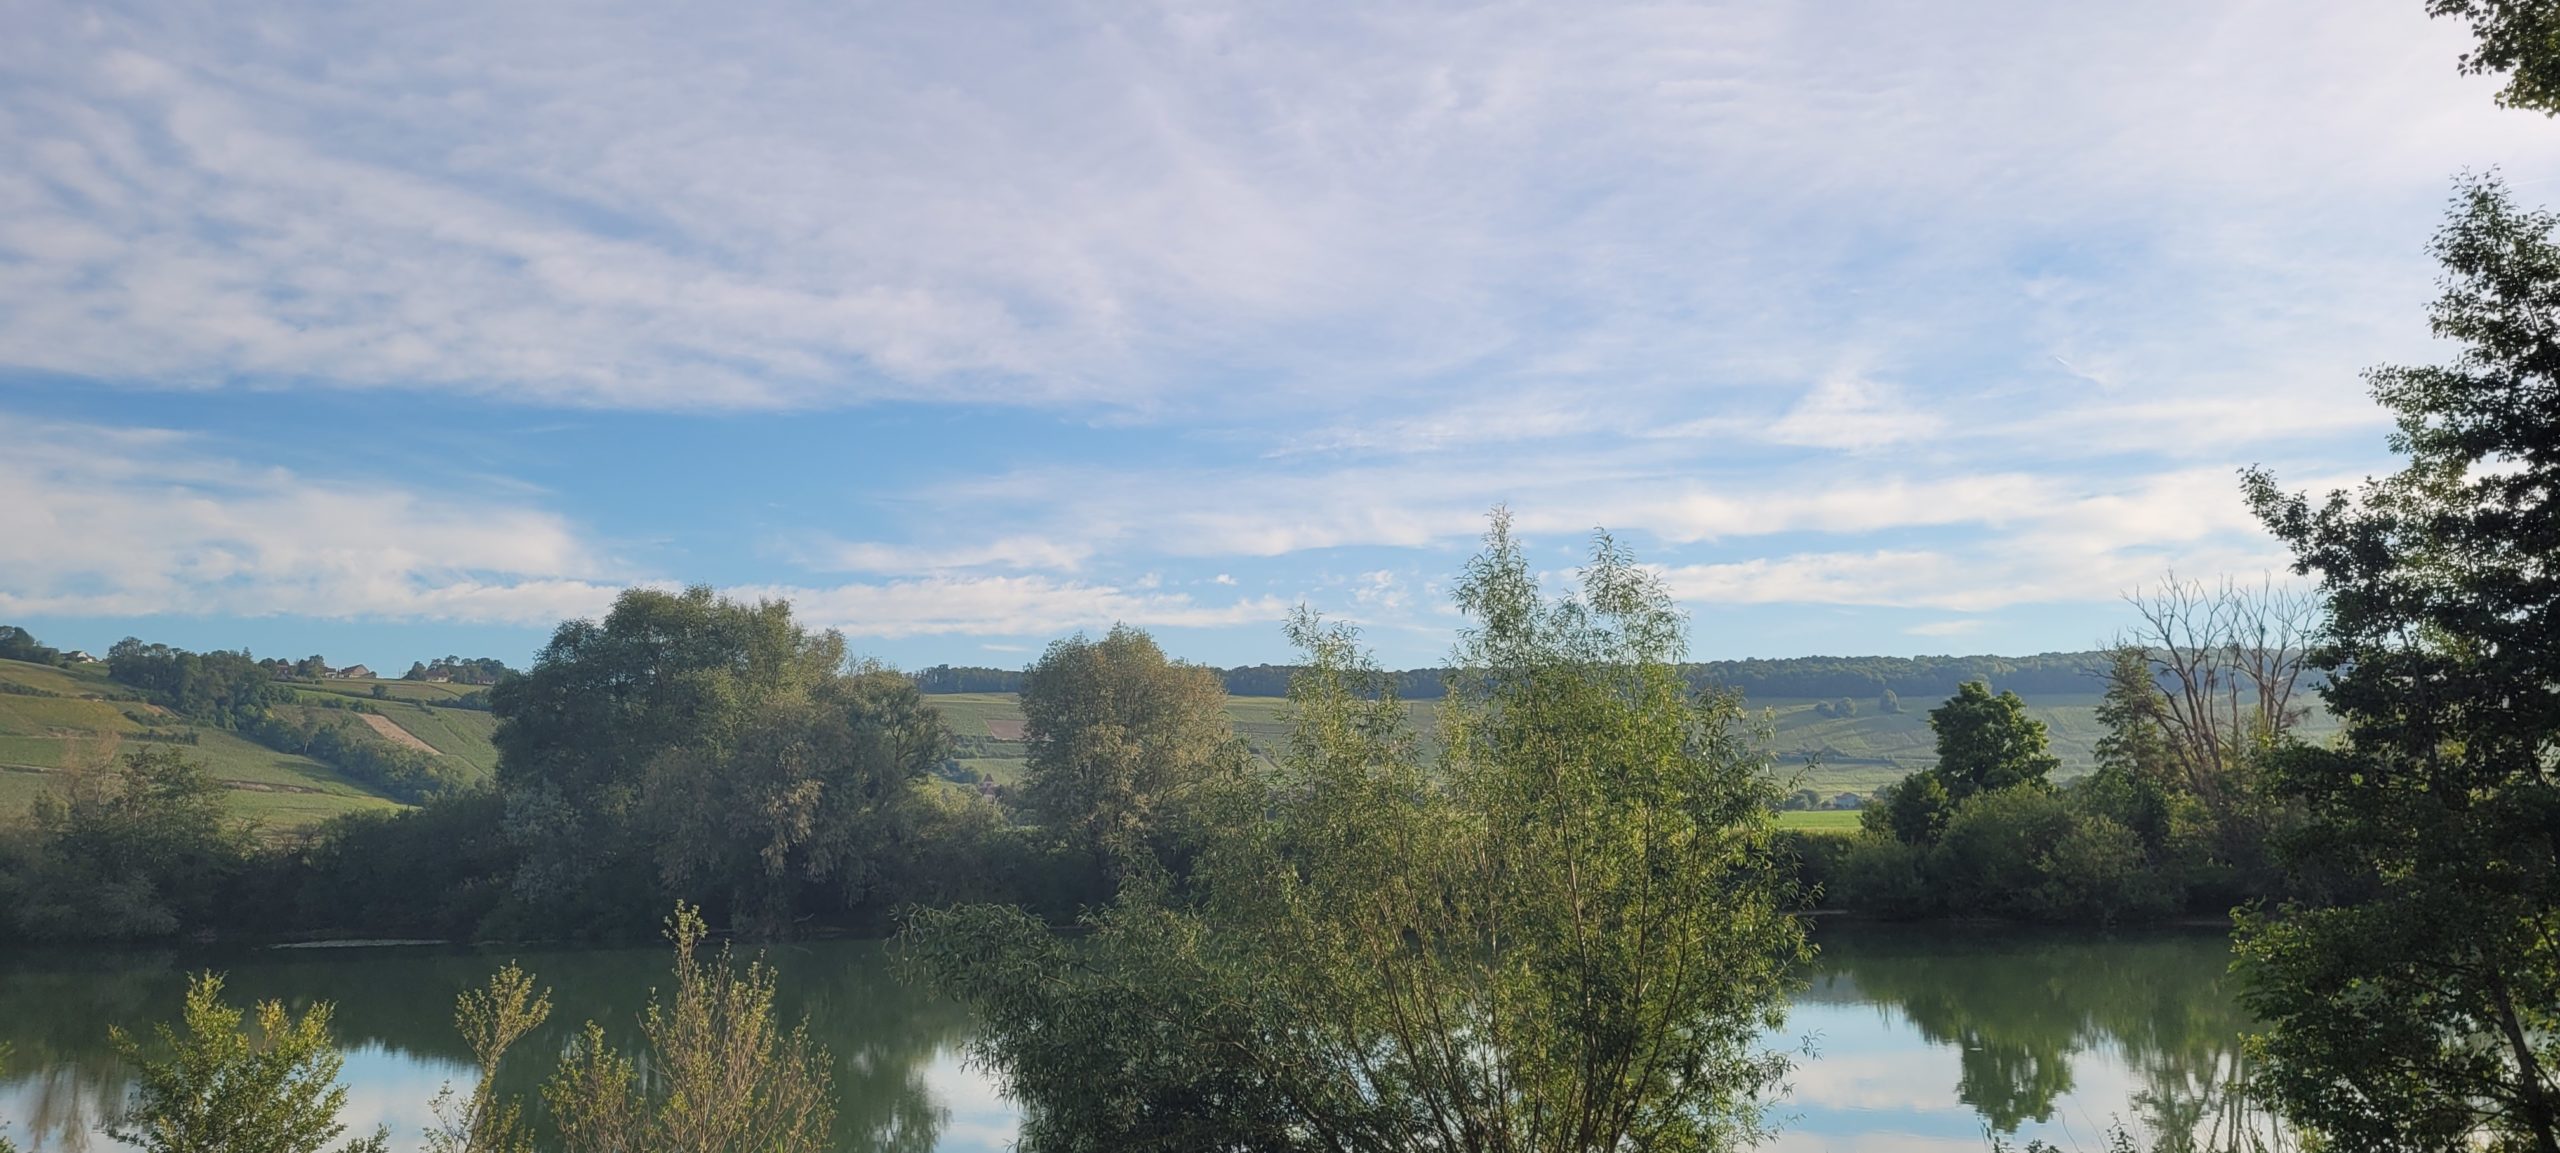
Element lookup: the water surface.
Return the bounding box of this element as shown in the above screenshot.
[0,923,2266,1151]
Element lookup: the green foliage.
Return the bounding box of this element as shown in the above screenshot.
[283,789,519,943]
[2239,174,2560,1151]
[542,904,835,1153]
[491,585,881,935]
[243,710,462,802]
[404,656,513,685]
[106,639,287,729]
[106,973,387,1153]
[1869,770,1953,843]
[644,666,951,937]
[1930,681,2062,799]
[1016,625,1242,882]
[2430,0,2560,114]
[0,625,61,666]
[424,963,551,1153]
[1834,831,1940,918]
[1836,784,2184,926]
[7,746,249,941]
[907,514,1807,1152]
[1934,787,2080,918]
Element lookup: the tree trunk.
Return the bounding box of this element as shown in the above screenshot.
[2489,966,2560,1153]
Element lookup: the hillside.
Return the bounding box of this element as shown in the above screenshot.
[930,686,2334,797]
[0,659,504,829]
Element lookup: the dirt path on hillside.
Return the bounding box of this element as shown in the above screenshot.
[359,712,440,755]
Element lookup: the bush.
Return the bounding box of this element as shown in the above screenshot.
[1832,832,1940,919]
[1934,787,2076,918]
[284,791,518,939]
[2028,814,2179,926]
[6,747,249,941]
[1867,771,1952,843]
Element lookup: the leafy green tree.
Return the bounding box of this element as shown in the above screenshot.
[11,746,247,941]
[907,515,1807,1152]
[645,666,951,936]
[2430,0,2560,114]
[2239,174,2560,1153]
[2085,646,2180,854]
[491,586,848,933]
[1929,681,2060,799]
[1016,625,1243,879]
[1865,770,1953,844]
[543,904,835,1153]
[107,974,388,1153]
[0,625,59,666]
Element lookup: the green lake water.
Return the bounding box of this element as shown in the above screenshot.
[0,923,2275,1151]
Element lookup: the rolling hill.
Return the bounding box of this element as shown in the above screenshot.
[0,659,501,829]
[929,686,2334,798]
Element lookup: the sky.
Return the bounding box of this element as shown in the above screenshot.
[5,0,2559,673]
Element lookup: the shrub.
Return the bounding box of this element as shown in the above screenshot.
[1933,787,2075,918]
[1833,832,1940,918]
[2028,814,2179,926]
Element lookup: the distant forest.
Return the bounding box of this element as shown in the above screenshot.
[917,651,2135,700]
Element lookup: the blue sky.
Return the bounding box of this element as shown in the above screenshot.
[5,0,2559,672]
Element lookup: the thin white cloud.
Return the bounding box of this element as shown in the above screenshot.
[0,415,623,623]
[1764,375,1945,452]
[0,0,2545,422]
[811,536,1095,574]
[737,577,1288,640]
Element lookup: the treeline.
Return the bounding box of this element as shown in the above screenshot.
[0,588,1170,944]
[919,650,2124,701]
[403,655,511,684]
[0,625,66,666]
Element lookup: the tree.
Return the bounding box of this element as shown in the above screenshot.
[907,514,1807,1152]
[12,746,248,941]
[1866,770,1953,844]
[0,625,59,666]
[2238,174,2560,1152]
[645,666,951,937]
[424,964,551,1153]
[1929,681,2060,800]
[107,974,388,1153]
[490,586,848,933]
[2429,0,2560,115]
[1016,625,1243,879]
[543,904,835,1153]
[2115,575,2313,860]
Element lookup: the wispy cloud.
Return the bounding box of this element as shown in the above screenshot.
[0,414,623,622]
[736,577,1289,640]
[0,0,2543,662]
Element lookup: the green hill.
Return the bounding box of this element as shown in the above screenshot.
[0,659,410,828]
[928,687,2334,798]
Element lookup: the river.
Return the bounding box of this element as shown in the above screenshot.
[0,923,2275,1152]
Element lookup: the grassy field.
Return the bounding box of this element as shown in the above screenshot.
[297,678,492,705]
[0,659,407,828]
[1774,808,1864,834]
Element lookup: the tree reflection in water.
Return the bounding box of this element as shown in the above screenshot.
[3,928,2297,1151]
[0,939,974,1153]
[1809,923,2290,1147]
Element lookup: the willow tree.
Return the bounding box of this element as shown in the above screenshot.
[905,513,1807,1152]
